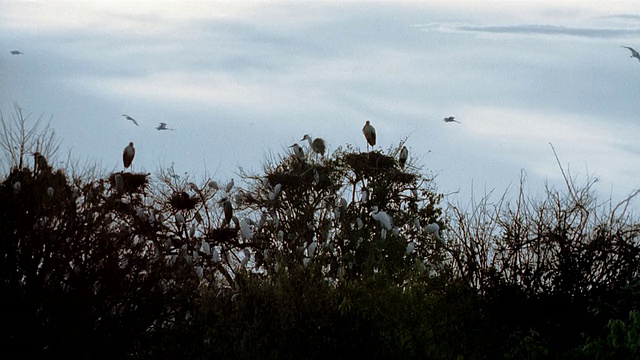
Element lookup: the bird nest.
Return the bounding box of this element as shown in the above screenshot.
[109,172,148,194]
[170,191,198,211]
[345,152,417,184]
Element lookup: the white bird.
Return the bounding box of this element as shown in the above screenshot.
[622,46,640,62]
[301,134,326,157]
[220,198,233,226]
[123,142,135,169]
[356,217,364,230]
[289,143,304,160]
[399,146,408,169]
[362,120,376,151]
[195,266,204,279]
[240,218,253,240]
[443,116,459,123]
[308,241,317,257]
[10,50,23,55]
[201,241,211,256]
[212,248,221,263]
[225,178,234,193]
[47,187,54,197]
[122,114,139,126]
[175,212,185,227]
[424,222,443,244]
[156,122,174,131]
[114,173,124,194]
[13,181,21,194]
[370,209,392,230]
[406,242,415,254]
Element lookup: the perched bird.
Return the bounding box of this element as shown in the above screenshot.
[225,178,234,193]
[220,198,233,226]
[122,114,139,126]
[123,142,135,169]
[10,50,23,55]
[289,143,304,161]
[399,146,408,169]
[362,120,376,151]
[622,46,640,62]
[301,134,326,157]
[443,116,459,123]
[156,122,174,131]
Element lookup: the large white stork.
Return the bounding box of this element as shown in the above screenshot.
[362,120,376,151]
[123,142,135,170]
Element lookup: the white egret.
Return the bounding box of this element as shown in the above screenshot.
[13,181,21,194]
[362,120,376,151]
[121,114,139,126]
[406,242,415,254]
[622,46,640,62]
[443,116,460,123]
[220,198,233,226]
[175,212,185,227]
[114,173,124,194]
[424,222,443,244]
[195,266,204,279]
[301,134,326,157]
[10,50,23,55]
[308,241,317,257]
[225,178,234,193]
[201,241,211,256]
[240,218,253,240]
[47,187,54,197]
[289,143,304,160]
[156,122,174,131]
[212,248,221,263]
[123,142,135,169]
[370,209,392,230]
[399,146,408,169]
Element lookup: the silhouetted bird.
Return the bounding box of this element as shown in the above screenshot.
[362,120,376,151]
[399,146,408,169]
[443,116,460,123]
[123,142,135,169]
[122,114,139,126]
[10,50,23,55]
[622,46,640,63]
[301,134,326,157]
[156,122,174,131]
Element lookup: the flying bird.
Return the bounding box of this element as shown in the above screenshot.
[123,142,135,169]
[156,122,174,131]
[622,46,640,62]
[399,146,408,169]
[362,120,376,151]
[301,134,326,157]
[443,116,459,123]
[10,50,23,55]
[122,114,139,126]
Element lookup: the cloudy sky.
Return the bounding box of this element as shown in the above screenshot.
[2,1,640,204]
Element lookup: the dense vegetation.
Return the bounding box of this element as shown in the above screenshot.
[1,108,639,358]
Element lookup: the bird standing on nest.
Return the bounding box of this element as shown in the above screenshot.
[123,142,135,170]
[362,120,376,151]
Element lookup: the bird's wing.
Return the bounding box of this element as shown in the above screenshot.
[132,119,139,126]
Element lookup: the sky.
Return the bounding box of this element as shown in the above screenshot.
[2,0,640,206]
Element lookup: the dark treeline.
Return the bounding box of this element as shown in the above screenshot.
[1,109,640,359]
